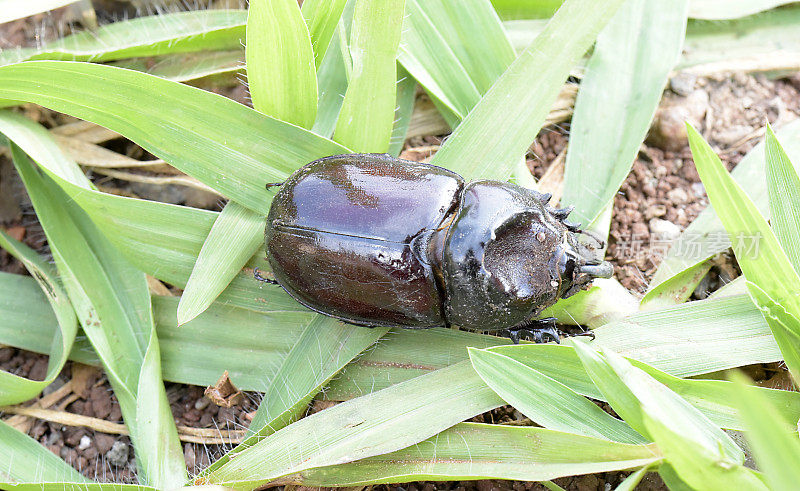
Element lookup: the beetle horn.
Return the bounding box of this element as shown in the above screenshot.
[539,192,553,204]
[550,205,574,220]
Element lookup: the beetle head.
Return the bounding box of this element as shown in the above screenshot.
[551,211,614,299]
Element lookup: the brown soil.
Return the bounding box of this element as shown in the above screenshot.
[1,6,798,491]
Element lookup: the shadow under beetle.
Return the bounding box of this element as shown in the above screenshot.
[257,153,612,343]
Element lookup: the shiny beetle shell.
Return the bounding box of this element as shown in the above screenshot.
[265,153,612,332]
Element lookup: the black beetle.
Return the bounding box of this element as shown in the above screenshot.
[258,153,612,343]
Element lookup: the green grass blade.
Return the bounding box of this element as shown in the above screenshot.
[562,0,687,224]
[0,231,78,405]
[388,64,417,156]
[573,343,764,489]
[9,145,186,486]
[2,270,794,425]
[765,124,800,275]
[312,33,349,137]
[730,372,800,490]
[469,347,646,443]
[177,202,264,325]
[246,0,317,128]
[205,319,388,474]
[0,421,88,483]
[645,119,800,305]
[399,0,516,124]
[294,423,660,485]
[486,340,800,433]
[0,61,348,215]
[429,0,626,180]
[0,10,247,65]
[614,464,654,491]
[110,50,243,82]
[200,361,503,487]
[689,0,796,20]
[333,0,405,152]
[301,0,348,68]
[688,124,800,382]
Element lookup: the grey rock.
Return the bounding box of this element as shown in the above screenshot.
[670,72,697,96]
[105,440,130,467]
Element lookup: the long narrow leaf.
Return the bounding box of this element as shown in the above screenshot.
[730,372,800,491]
[0,61,349,214]
[246,0,317,128]
[469,347,645,443]
[0,420,88,483]
[301,0,349,68]
[0,10,247,66]
[765,124,800,275]
[293,423,660,486]
[199,361,503,488]
[645,119,800,305]
[10,144,186,486]
[562,0,688,224]
[0,231,78,405]
[429,0,626,180]
[333,0,405,152]
[688,124,800,382]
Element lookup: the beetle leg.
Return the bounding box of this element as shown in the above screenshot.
[503,317,561,344]
[265,181,285,190]
[253,267,279,285]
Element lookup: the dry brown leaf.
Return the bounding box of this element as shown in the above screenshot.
[204,370,244,408]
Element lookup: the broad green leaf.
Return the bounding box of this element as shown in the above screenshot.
[10,145,186,487]
[0,61,348,215]
[765,124,800,275]
[688,0,797,20]
[0,231,78,405]
[540,278,638,329]
[688,124,800,381]
[301,0,349,68]
[0,10,247,66]
[639,260,713,310]
[333,0,405,152]
[246,0,317,128]
[562,0,688,224]
[730,371,800,491]
[0,420,88,483]
[429,0,626,180]
[645,119,800,305]
[294,423,660,486]
[199,361,504,488]
[468,347,645,443]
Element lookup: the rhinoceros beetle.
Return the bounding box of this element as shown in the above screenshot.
[257,153,612,343]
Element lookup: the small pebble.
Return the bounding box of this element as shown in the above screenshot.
[649,218,681,241]
[105,441,129,467]
[78,435,92,451]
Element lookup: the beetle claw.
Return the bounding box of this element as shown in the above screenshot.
[254,267,279,285]
[562,219,582,232]
[550,205,574,220]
